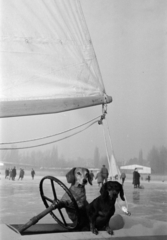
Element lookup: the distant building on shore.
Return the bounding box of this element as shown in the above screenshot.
[120,164,151,174]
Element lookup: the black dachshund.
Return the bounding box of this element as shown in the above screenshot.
[86,181,125,235]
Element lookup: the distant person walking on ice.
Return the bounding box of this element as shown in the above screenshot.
[31,169,35,179]
[146,175,151,182]
[120,172,126,185]
[5,168,9,179]
[133,168,140,188]
[100,165,109,184]
[95,171,103,187]
[12,167,17,181]
[18,168,24,180]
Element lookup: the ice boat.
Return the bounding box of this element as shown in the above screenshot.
[0,0,167,239]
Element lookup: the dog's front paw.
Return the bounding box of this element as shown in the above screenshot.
[106,226,114,235]
[90,224,98,235]
[91,227,98,235]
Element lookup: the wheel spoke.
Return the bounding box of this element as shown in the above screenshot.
[54,199,67,225]
[51,179,57,200]
[43,195,53,203]
[57,207,67,226]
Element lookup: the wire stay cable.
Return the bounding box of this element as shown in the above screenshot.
[0,115,101,145]
[101,117,130,214]
[101,121,111,171]
[0,120,98,150]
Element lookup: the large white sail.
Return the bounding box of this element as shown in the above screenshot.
[0,0,112,118]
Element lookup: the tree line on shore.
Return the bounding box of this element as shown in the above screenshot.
[2,145,167,175]
[125,146,167,174]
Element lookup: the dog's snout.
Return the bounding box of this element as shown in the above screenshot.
[108,189,118,199]
[83,179,87,185]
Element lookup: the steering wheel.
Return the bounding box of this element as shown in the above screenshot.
[39,176,79,230]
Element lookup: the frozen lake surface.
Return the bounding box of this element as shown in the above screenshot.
[0,173,167,225]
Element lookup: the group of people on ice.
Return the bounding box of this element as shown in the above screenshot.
[5,167,17,180]
[90,165,127,187]
[87,164,151,190]
[5,167,35,180]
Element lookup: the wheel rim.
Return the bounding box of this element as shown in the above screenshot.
[39,176,79,230]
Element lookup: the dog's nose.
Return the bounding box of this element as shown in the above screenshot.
[83,179,87,185]
[113,191,118,197]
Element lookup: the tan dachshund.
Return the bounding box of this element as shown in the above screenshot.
[61,167,92,229]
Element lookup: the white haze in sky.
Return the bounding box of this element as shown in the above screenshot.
[0,0,167,163]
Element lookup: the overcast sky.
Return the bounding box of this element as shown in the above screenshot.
[81,0,167,161]
[0,0,167,164]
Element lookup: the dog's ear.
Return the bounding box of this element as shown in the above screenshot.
[86,169,93,185]
[100,184,104,195]
[66,168,76,185]
[100,183,108,199]
[119,184,125,201]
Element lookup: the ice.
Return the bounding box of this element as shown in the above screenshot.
[0,173,167,225]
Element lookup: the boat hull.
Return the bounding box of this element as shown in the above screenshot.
[1,214,167,240]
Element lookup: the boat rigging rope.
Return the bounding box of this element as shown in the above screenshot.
[0,117,100,150]
[101,120,111,171]
[0,115,101,145]
[105,118,114,153]
[99,104,113,172]
[99,110,130,215]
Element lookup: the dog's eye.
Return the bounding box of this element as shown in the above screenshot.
[77,172,81,175]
